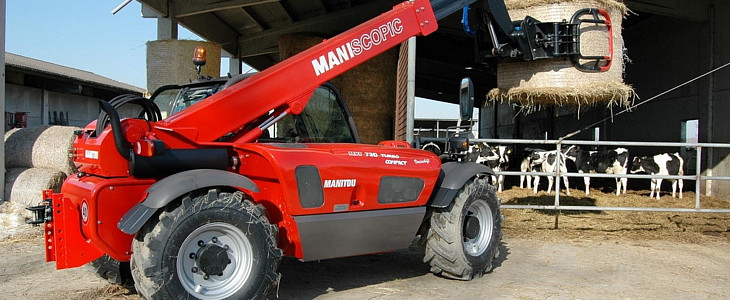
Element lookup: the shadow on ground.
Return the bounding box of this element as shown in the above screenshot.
[276,241,511,299]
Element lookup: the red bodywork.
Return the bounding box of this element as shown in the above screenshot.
[44,0,440,269]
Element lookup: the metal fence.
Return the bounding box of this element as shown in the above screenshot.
[474,138,730,214]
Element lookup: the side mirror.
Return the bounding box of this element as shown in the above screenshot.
[459,77,474,121]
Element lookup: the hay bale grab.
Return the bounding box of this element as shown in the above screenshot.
[487,0,633,110]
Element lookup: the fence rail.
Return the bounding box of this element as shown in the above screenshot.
[472,138,730,215]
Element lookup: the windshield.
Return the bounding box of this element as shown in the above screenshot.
[151,84,222,119]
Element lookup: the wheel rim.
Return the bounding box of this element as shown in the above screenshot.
[177,222,254,300]
[463,199,493,256]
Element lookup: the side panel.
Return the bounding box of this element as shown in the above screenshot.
[52,175,155,264]
[237,143,441,259]
[294,207,426,261]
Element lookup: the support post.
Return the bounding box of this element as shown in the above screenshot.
[405,37,416,144]
[1,0,5,201]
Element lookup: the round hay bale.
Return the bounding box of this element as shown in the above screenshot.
[4,125,79,175]
[4,167,67,207]
[147,40,221,93]
[488,0,633,110]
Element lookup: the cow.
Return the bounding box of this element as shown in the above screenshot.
[464,142,511,192]
[519,148,545,189]
[630,153,684,199]
[483,145,511,192]
[564,146,630,196]
[532,150,571,195]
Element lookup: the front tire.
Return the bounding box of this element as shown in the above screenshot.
[131,189,282,300]
[424,177,502,280]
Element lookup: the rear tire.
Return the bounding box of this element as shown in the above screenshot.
[423,177,502,280]
[131,189,282,300]
[87,254,133,285]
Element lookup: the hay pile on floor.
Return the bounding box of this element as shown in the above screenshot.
[488,0,634,112]
[4,125,79,221]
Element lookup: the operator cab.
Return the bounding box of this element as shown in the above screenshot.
[146,47,360,144]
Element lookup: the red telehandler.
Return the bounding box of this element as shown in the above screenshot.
[27,0,611,299]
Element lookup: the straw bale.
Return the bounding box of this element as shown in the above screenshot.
[278,34,398,144]
[5,125,79,175]
[4,168,66,207]
[147,40,221,93]
[489,0,633,110]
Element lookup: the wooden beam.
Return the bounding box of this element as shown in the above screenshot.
[238,0,397,57]
[173,0,281,18]
[178,14,240,56]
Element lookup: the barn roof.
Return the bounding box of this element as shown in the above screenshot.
[5,52,145,95]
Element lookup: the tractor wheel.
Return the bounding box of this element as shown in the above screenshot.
[87,254,133,285]
[131,189,282,300]
[424,177,502,280]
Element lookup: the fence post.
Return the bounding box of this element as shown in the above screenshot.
[554,142,562,229]
[696,146,702,209]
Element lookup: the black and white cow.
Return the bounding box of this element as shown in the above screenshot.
[464,142,511,192]
[519,148,545,189]
[532,150,571,195]
[564,146,630,196]
[484,145,511,192]
[630,153,684,199]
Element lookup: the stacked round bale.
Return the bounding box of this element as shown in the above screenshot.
[488,0,633,111]
[4,126,79,208]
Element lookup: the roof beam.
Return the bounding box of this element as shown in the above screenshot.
[625,0,711,22]
[174,0,281,18]
[238,0,397,57]
[178,14,240,55]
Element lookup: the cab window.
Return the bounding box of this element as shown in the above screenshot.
[268,85,356,143]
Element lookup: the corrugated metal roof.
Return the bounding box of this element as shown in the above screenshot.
[5,52,146,94]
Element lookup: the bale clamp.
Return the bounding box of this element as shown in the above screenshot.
[569,8,613,72]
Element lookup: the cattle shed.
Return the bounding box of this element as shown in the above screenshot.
[4,53,146,128]
[135,0,727,196]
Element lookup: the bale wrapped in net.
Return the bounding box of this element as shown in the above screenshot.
[4,167,67,207]
[4,125,79,176]
[487,0,633,111]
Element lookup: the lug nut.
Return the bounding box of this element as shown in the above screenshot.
[203,275,210,280]
[223,245,229,250]
[189,253,197,259]
[211,237,218,243]
[198,240,205,247]
[191,267,198,273]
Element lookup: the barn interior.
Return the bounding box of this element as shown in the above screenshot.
[130,0,730,196]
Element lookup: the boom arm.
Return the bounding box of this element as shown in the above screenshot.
[157,0,438,144]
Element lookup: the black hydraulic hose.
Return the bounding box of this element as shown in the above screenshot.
[98,100,131,161]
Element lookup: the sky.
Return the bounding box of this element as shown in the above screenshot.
[5,0,462,119]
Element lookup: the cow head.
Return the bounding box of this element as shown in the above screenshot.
[630,156,645,173]
[563,145,580,162]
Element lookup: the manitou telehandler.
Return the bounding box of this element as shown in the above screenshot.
[28,0,612,299]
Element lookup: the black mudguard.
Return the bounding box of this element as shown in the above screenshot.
[117,169,259,234]
[428,161,494,208]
